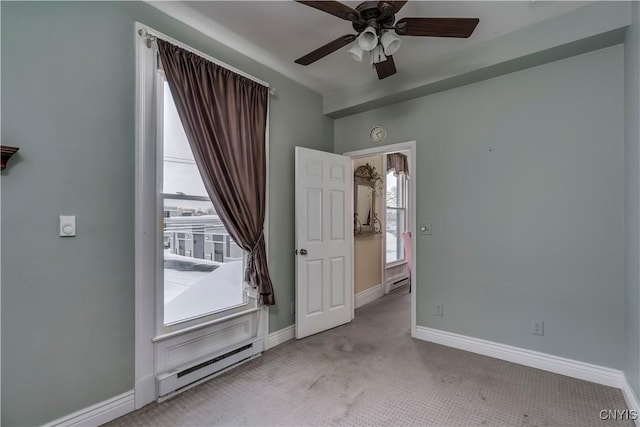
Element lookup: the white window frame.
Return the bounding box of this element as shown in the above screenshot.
[134,23,269,408]
[385,170,408,267]
[156,72,250,332]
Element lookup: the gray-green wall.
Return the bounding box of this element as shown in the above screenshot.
[0,2,332,425]
[335,45,625,369]
[624,1,640,399]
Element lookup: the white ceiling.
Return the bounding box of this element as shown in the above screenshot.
[166,1,590,96]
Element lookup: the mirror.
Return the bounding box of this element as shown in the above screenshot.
[354,163,381,235]
[356,185,373,225]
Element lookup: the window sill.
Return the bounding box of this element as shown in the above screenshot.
[386,259,407,269]
[153,305,260,343]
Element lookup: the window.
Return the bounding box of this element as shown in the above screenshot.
[159,76,245,326]
[386,171,407,264]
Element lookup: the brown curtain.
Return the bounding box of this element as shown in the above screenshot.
[387,152,409,177]
[157,40,275,305]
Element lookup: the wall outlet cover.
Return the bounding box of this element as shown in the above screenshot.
[532,320,544,336]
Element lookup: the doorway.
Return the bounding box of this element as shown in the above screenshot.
[344,141,417,332]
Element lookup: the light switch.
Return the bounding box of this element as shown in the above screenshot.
[420,223,432,235]
[59,215,76,237]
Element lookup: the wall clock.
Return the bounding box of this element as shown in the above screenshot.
[369,125,387,144]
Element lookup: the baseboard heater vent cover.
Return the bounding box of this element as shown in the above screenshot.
[156,341,261,397]
[389,277,409,291]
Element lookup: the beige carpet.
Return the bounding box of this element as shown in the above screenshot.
[108,289,632,426]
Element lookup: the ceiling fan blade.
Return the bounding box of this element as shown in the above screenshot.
[296,1,360,22]
[379,1,408,14]
[295,34,357,66]
[395,17,479,38]
[375,55,397,79]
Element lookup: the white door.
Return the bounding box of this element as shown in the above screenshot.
[295,147,353,339]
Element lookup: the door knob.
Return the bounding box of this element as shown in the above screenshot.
[299,249,308,255]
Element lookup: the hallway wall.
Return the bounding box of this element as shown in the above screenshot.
[353,155,384,294]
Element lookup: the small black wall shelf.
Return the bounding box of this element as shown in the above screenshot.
[1,146,19,170]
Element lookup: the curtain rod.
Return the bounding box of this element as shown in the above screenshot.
[137,27,276,96]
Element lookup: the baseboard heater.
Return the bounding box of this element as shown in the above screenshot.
[156,341,262,398]
[389,277,409,291]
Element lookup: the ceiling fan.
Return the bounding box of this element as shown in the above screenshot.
[294,1,479,79]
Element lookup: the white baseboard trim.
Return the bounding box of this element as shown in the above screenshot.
[355,283,384,309]
[134,374,155,409]
[43,390,134,427]
[265,324,295,350]
[414,326,624,389]
[621,377,640,426]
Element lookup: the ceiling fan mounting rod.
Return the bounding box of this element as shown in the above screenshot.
[352,1,395,33]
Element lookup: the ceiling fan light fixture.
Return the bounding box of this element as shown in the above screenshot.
[347,42,364,62]
[380,31,401,56]
[293,0,480,81]
[357,26,378,51]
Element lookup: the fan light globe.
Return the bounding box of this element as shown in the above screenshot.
[381,31,401,56]
[347,43,364,62]
[357,26,378,51]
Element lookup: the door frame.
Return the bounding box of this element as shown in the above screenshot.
[343,141,417,337]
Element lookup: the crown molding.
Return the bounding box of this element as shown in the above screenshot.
[145,1,323,95]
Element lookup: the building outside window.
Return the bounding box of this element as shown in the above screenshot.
[160,78,245,325]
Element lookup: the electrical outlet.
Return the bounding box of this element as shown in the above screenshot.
[532,320,544,336]
[435,303,443,316]
[290,302,295,314]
